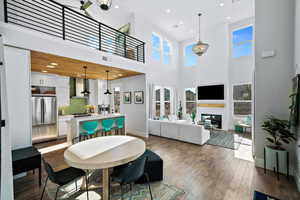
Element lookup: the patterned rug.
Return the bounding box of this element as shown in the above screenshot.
[45,170,185,200]
[207,131,242,150]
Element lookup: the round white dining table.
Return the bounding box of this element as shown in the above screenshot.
[64,136,146,200]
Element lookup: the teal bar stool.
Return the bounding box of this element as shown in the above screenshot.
[80,121,98,140]
[114,117,125,135]
[101,119,114,136]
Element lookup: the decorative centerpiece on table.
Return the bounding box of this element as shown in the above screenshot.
[261,115,296,177]
[85,105,95,113]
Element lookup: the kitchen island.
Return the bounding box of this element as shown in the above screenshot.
[68,114,125,145]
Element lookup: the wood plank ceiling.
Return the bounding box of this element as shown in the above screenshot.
[31,51,143,80]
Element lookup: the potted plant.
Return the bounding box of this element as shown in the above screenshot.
[261,115,296,173]
[190,111,196,124]
[262,115,296,150]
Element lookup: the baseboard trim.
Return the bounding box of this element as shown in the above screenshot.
[127,129,148,138]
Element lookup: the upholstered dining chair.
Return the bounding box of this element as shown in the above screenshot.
[40,159,89,200]
[110,157,153,200]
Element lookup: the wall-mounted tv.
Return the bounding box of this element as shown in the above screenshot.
[198,85,224,100]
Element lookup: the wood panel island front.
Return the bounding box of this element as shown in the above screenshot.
[68,114,126,145]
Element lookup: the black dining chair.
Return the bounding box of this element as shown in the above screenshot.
[40,159,89,200]
[110,157,153,200]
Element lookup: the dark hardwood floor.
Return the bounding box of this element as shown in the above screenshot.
[13,135,300,200]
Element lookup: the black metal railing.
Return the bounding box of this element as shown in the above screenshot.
[3,0,145,63]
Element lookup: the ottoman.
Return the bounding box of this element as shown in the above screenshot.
[136,149,163,183]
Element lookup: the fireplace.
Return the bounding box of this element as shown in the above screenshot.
[201,114,222,129]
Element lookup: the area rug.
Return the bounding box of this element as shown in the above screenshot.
[253,191,280,200]
[45,170,185,200]
[207,131,242,150]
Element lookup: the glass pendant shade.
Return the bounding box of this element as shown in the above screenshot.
[192,13,209,56]
[104,70,112,95]
[81,66,90,95]
[192,41,209,56]
[98,0,112,11]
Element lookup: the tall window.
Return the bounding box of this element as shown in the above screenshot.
[233,84,252,115]
[163,40,171,65]
[155,87,161,117]
[152,33,161,61]
[232,26,253,58]
[164,88,171,116]
[184,44,197,66]
[185,88,197,114]
[113,87,120,113]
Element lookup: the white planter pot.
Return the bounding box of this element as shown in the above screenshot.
[265,146,288,174]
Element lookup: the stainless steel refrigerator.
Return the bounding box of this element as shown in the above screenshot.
[32,96,57,143]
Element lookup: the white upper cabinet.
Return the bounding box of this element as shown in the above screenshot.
[31,72,56,87]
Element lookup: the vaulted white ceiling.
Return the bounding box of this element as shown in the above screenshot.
[57,0,255,41]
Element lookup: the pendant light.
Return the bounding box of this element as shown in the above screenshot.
[98,0,112,11]
[192,13,209,56]
[81,66,90,95]
[104,70,112,95]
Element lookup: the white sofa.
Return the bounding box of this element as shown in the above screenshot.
[148,119,210,145]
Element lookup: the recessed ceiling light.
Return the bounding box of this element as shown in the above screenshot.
[179,21,184,25]
[226,16,232,20]
[166,9,171,13]
[220,2,225,7]
[46,65,56,69]
[42,70,48,73]
[50,63,58,66]
[115,5,119,8]
[118,74,123,76]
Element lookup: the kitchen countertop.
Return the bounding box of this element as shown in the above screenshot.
[67,113,126,145]
[72,113,124,122]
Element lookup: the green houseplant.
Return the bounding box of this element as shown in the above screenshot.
[261,115,296,150]
[190,111,196,124]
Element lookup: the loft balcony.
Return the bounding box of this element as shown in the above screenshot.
[3,0,145,63]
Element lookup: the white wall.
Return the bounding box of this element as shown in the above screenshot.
[177,22,230,130]
[0,31,14,200]
[132,14,180,87]
[228,18,255,129]
[110,75,147,137]
[4,46,32,149]
[254,0,295,171]
[294,0,300,191]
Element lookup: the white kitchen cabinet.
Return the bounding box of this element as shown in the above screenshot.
[31,72,56,87]
[58,116,73,137]
[57,87,70,107]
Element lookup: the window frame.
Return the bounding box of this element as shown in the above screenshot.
[113,87,121,113]
[163,39,172,65]
[232,83,252,116]
[231,25,254,59]
[184,43,198,67]
[163,87,171,116]
[154,86,161,117]
[151,32,162,62]
[184,88,197,115]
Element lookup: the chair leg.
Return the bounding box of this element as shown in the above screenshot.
[145,173,153,200]
[40,176,48,200]
[120,184,124,200]
[130,183,133,200]
[75,180,78,191]
[85,175,89,200]
[54,187,60,200]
